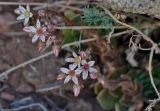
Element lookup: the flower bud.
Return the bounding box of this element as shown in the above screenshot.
[53,45,60,57]
[57,73,65,80]
[73,84,80,97]
[79,51,86,59]
[90,72,97,79]
[14,8,21,14]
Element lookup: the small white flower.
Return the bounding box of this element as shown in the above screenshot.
[79,60,97,80]
[60,64,81,85]
[23,19,47,43]
[65,52,81,67]
[16,5,33,25]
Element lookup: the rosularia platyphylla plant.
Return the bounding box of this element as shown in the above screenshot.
[9,3,160,111]
[15,4,98,97]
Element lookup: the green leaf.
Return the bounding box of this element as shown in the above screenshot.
[133,68,160,97]
[97,89,119,110]
[82,6,115,28]
[64,10,77,20]
[64,10,81,24]
[62,29,80,45]
[94,83,103,95]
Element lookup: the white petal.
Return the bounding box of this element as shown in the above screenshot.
[65,58,74,62]
[75,69,82,75]
[26,4,30,11]
[78,64,81,68]
[40,35,45,42]
[64,75,71,84]
[82,71,88,80]
[77,67,82,71]
[36,19,41,28]
[72,52,77,57]
[17,14,25,20]
[19,5,25,13]
[73,63,78,67]
[89,68,97,73]
[32,35,39,43]
[23,26,36,33]
[73,85,80,97]
[69,64,77,70]
[60,68,69,74]
[81,60,87,65]
[24,17,29,25]
[29,12,33,17]
[72,76,78,85]
[88,61,95,66]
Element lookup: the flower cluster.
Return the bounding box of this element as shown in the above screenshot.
[58,50,97,96]
[15,5,60,55]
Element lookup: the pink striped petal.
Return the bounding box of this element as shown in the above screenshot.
[81,60,87,65]
[88,61,95,66]
[17,14,25,20]
[75,69,82,75]
[72,52,77,57]
[64,75,71,84]
[89,68,97,73]
[82,71,88,80]
[65,58,74,62]
[40,35,45,42]
[36,19,41,28]
[69,64,77,70]
[32,35,39,43]
[60,68,69,74]
[19,5,25,13]
[23,26,36,33]
[72,76,78,85]
[24,17,29,25]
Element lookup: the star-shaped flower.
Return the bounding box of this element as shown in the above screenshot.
[60,64,81,85]
[78,60,97,80]
[65,52,81,68]
[23,19,47,43]
[16,5,33,25]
